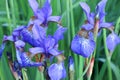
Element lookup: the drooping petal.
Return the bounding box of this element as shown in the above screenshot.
[81,23,93,30]
[106,32,120,52]
[16,49,43,67]
[48,62,66,80]
[21,29,40,47]
[100,22,113,28]
[29,47,44,55]
[28,0,39,13]
[71,35,95,57]
[15,40,25,49]
[47,16,61,23]
[53,25,67,43]
[0,43,6,58]
[48,49,62,56]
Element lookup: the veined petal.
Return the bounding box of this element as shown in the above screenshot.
[106,32,120,51]
[100,22,113,28]
[47,16,61,23]
[48,62,66,80]
[21,29,40,47]
[16,50,43,67]
[81,23,93,30]
[71,35,95,57]
[53,25,67,43]
[48,49,61,56]
[28,0,39,13]
[29,47,44,55]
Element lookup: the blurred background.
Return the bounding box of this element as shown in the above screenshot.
[0,0,120,80]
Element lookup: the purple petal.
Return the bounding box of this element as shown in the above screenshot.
[0,43,6,58]
[53,25,67,43]
[71,35,95,57]
[48,49,62,56]
[12,26,26,37]
[29,47,44,55]
[81,23,93,30]
[21,29,40,47]
[28,0,39,13]
[68,56,74,71]
[47,16,61,22]
[80,2,90,18]
[100,22,113,28]
[48,62,66,80]
[106,32,120,52]
[15,40,25,49]
[44,36,55,50]
[43,0,52,17]
[37,0,52,20]
[32,25,46,40]
[96,0,107,20]
[16,50,43,67]
[3,35,14,42]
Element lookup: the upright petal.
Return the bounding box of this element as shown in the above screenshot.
[106,32,120,52]
[48,62,66,80]
[53,25,67,43]
[44,36,55,50]
[28,0,39,13]
[80,2,90,18]
[32,25,46,40]
[42,0,52,17]
[96,0,107,21]
[71,35,95,57]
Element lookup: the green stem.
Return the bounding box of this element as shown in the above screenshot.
[103,29,112,80]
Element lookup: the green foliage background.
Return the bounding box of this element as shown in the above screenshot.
[0,0,120,80]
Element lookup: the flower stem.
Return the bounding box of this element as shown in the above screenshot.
[103,29,112,80]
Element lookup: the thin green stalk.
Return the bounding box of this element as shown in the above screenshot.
[103,29,112,80]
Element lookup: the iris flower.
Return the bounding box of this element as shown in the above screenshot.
[48,62,66,80]
[15,40,44,67]
[106,32,120,52]
[80,0,113,31]
[28,24,67,57]
[28,0,61,26]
